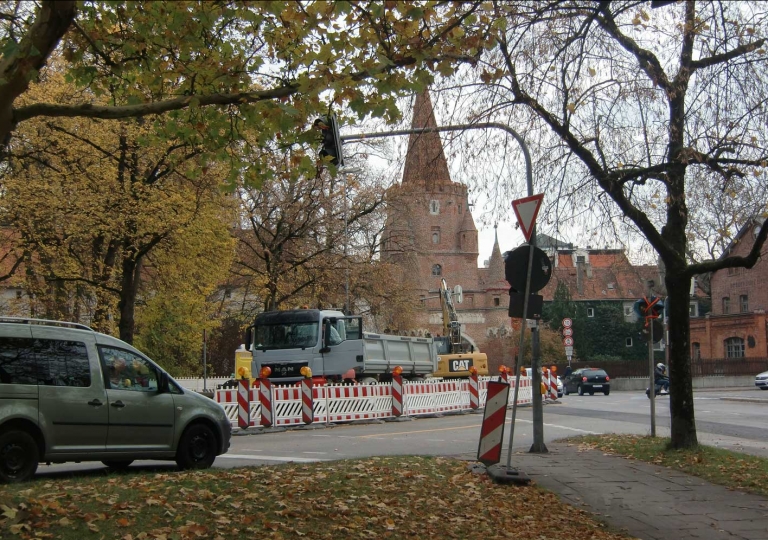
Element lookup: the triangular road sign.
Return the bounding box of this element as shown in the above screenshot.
[512,194,544,242]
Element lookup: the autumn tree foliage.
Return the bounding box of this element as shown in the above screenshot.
[3,67,235,347]
[437,0,768,448]
[1,0,493,167]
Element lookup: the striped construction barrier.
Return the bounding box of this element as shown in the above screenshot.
[549,369,558,401]
[477,380,510,466]
[215,376,534,430]
[301,377,313,425]
[542,368,551,400]
[391,375,404,417]
[237,378,251,429]
[469,373,479,409]
[259,377,274,427]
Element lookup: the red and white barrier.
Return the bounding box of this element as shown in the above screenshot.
[468,373,479,409]
[477,380,510,466]
[301,377,313,425]
[391,375,404,417]
[215,375,534,430]
[549,370,558,401]
[259,378,273,427]
[237,378,251,429]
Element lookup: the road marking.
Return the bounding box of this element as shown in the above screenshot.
[513,418,599,435]
[357,424,479,438]
[219,454,329,463]
[302,451,328,454]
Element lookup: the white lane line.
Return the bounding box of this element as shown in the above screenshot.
[302,451,328,455]
[512,418,599,435]
[219,454,329,463]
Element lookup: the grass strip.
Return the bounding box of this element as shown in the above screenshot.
[0,456,633,540]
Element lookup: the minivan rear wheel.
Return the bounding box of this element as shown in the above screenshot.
[176,424,217,470]
[0,430,39,483]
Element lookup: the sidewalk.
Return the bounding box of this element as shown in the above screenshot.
[506,442,768,540]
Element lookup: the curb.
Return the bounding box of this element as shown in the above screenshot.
[719,397,768,404]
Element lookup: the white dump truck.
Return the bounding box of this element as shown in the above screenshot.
[244,309,437,383]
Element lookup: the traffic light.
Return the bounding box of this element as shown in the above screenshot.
[314,114,344,167]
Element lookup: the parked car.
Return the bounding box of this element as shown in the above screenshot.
[563,367,610,396]
[556,376,564,398]
[755,370,768,390]
[0,318,232,483]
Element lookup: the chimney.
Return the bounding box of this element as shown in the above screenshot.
[576,257,585,295]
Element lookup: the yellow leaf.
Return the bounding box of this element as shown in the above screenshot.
[567,103,576,113]
[385,518,396,530]
[588,67,596,76]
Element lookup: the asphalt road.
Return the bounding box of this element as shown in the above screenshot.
[32,387,768,480]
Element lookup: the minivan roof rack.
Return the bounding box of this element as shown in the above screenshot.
[0,317,94,332]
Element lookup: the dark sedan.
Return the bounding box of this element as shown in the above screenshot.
[563,368,610,396]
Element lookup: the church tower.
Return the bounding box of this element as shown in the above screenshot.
[381,89,515,367]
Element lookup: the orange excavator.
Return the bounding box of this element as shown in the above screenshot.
[432,278,489,378]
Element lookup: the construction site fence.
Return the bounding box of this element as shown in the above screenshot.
[214,376,534,429]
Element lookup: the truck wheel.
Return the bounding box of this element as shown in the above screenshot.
[359,377,378,385]
[0,430,39,483]
[176,424,217,470]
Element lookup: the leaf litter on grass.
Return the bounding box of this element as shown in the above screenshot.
[0,456,633,539]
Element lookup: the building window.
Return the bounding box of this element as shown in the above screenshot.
[724,337,745,358]
[625,337,633,347]
[429,200,439,215]
[494,297,500,307]
[587,307,595,317]
[15,290,22,299]
[689,301,698,317]
[431,227,440,244]
[692,342,701,360]
[722,296,730,314]
[740,295,749,313]
[431,264,442,276]
[576,255,586,264]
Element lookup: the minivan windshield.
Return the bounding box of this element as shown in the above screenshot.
[254,322,319,350]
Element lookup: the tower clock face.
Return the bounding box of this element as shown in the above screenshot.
[429,200,440,214]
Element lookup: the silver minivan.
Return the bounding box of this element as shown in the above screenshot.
[0,318,231,483]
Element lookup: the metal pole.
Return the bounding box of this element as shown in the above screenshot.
[344,174,350,315]
[202,329,208,392]
[649,320,656,437]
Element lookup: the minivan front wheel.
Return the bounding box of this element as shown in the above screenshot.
[0,430,39,483]
[176,424,217,470]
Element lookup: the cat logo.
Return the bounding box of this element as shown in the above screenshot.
[450,359,473,372]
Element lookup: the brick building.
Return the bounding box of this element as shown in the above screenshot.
[690,220,768,359]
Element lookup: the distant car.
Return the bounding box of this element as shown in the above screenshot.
[563,367,610,396]
[556,376,564,398]
[756,370,768,390]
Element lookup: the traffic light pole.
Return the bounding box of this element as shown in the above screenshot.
[344,121,548,462]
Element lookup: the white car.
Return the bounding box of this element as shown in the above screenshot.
[755,370,768,390]
[557,376,564,397]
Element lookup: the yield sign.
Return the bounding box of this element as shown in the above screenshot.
[512,194,544,242]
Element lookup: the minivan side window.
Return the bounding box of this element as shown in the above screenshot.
[37,339,91,387]
[100,347,159,392]
[0,337,39,384]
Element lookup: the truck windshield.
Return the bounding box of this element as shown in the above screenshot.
[254,322,318,350]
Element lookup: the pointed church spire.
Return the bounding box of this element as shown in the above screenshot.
[487,223,506,283]
[401,89,452,189]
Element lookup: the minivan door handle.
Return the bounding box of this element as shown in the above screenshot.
[87,399,103,407]
[110,401,125,408]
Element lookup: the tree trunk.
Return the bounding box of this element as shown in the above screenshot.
[118,254,142,344]
[665,270,698,449]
